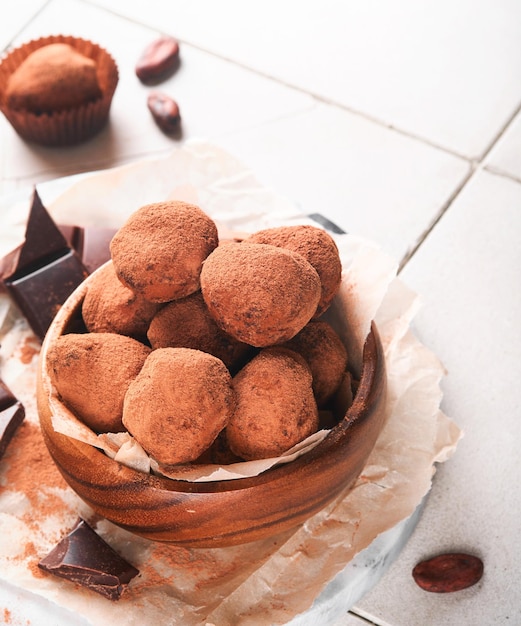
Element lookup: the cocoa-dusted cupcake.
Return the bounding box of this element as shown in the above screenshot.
[0,35,118,146]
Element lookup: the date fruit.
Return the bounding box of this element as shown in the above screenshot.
[147,92,181,135]
[136,36,180,84]
[412,553,483,593]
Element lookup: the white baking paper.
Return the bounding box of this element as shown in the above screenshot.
[0,140,462,626]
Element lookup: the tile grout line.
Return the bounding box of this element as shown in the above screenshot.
[398,96,521,272]
[10,0,521,269]
[80,0,521,172]
[397,164,475,273]
[347,609,382,625]
[1,0,53,54]
[77,0,470,163]
[482,165,521,185]
[11,0,521,172]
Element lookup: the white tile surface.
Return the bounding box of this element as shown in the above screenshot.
[0,0,46,51]
[218,104,470,263]
[485,109,521,181]
[91,0,521,159]
[1,0,521,623]
[0,0,313,190]
[354,168,521,625]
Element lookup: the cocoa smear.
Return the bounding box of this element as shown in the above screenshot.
[0,419,79,595]
[129,530,292,612]
[0,420,69,538]
[17,336,40,364]
[0,420,67,502]
[23,541,46,580]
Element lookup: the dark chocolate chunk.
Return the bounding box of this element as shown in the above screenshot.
[59,224,117,274]
[0,378,25,460]
[307,213,346,235]
[1,190,88,340]
[38,518,139,600]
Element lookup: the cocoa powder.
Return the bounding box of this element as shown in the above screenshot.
[0,420,67,505]
[18,337,40,365]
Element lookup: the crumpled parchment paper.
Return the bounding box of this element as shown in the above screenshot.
[0,140,461,625]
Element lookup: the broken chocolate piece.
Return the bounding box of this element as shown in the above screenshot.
[38,518,139,600]
[59,224,117,274]
[0,378,25,460]
[1,190,88,340]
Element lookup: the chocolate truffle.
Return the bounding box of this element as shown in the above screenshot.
[110,201,219,303]
[5,43,102,112]
[200,242,321,347]
[282,320,348,406]
[147,290,252,373]
[227,347,319,460]
[0,35,118,146]
[47,333,151,433]
[246,225,342,317]
[122,348,235,465]
[82,261,161,340]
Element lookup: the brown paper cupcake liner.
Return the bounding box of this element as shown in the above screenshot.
[0,35,119,147]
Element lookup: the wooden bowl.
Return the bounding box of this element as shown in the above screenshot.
[37,272,387,548]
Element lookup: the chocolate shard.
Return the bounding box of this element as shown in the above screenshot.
[15,190,71,272]
[0,378,25,460]
[38,518,139,601]
[58,224,117,274]
[1,189,88,340]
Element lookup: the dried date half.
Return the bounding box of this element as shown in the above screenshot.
[136,36,180,84]
[147,92,181,135]
[412,553,484,593]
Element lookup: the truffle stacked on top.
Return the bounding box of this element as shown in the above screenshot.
[47,200,349,466]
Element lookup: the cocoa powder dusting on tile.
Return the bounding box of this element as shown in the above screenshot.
[17,337,40,364]
[22,542,46,579]
[1,421,66,493]
[1,420,76,579]
[0,420,68,520]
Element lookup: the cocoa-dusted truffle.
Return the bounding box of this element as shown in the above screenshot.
[0,35,118,146]
[5,43,102,112]
[82,261,161,340]
[122,348,235,465]
[227,347,319,460]
[46,333,151,433]
[147,290,253,373]
[200,242,321,347]
[110,201,218,303]
[282,320,348,406]
[246,225,342,317]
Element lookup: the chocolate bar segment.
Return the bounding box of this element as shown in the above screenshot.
[2,190,88,340]
[0,379,25,460]
[6,250,88,340]
[59,224,117,274]
[38,518,139,601]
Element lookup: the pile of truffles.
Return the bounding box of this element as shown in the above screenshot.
[47,200,351,466]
